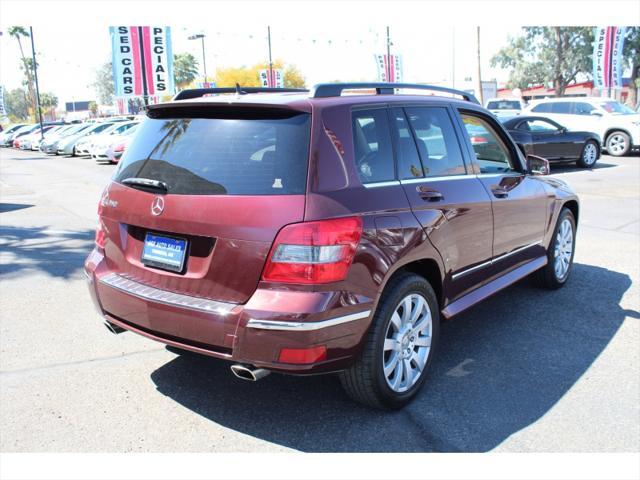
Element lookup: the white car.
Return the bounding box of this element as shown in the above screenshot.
[485,98,526,118]
[91,123,139,162]
[78,121,138,156]
[524,97,640,156]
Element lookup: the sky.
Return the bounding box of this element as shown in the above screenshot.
[0,22,523,106]
[1,0,637,108]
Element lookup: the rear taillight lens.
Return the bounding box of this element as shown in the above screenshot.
[262,217,363,284]
[95,222,106,250]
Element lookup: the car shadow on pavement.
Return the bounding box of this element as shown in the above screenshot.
[150,263,637,452]
[0,225,94,279]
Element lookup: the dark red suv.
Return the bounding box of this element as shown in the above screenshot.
[85,83,579,409]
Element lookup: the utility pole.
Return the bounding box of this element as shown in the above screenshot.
[188,34,207,83]
[451,27,456,89]
[475,26,484,106]
[29,27,44,140]
[267,26,273,87]
[386,26,392,83]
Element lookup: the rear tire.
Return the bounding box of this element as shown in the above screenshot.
[605,131,631,157]
[339,272,440,409]
[576,140,599,168]
[533,208,576,289]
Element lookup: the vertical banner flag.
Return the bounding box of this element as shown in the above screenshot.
[110,26,175,98]
[0,85,6,117]
[259,69,284,88]
[375,54,403,83]
[593,27,627,89]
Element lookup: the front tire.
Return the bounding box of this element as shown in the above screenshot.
[576,140,599,168]
[339,273,440,409]
[533,208,576,289]
[605,131,631,157]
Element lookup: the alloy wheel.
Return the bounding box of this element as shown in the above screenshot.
[382,293,432,393]
[607,134,627,155]
[582,143,597,165]
[554,217,573,281]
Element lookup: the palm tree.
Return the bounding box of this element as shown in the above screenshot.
[8,26,36,119]
[173,53,199,90]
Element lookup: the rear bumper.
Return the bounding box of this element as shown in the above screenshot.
[85,248,373,374]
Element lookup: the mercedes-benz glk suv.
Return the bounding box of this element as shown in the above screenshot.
[85,83,579,409]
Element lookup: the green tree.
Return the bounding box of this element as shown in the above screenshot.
[88,101,98,117]
[173,52,199,89]
[5,88,30,121]
[91,62,115,105]
[215,60,305,88]
[623,27,640,107]
[8,26,36,118]
[491,27,594,96]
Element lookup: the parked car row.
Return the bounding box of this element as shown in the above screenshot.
[485,96,639,163]
[0,117,139,164]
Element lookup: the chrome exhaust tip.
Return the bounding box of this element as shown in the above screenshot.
[230,364,270,382]
[104,321,126,335]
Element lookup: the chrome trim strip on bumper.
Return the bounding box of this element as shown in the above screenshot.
[452,241,542,280]
[98,273,236,314]
[246,310,372,331]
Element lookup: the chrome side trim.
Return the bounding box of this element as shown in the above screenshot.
[452,241,542,280]
[400,175,474,184]
[98,273,236,314]
[363,180,401,188]
[246,310,372,331]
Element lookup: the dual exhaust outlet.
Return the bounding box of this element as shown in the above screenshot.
[104,321,270,382]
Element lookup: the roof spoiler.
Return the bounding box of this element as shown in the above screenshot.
[173,86,309,101]
[310,82,480,104]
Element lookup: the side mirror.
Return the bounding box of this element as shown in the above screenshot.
[527,154,550,176]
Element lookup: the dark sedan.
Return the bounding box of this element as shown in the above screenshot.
[502,116,601,168]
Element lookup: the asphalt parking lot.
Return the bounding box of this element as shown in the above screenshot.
[0,148,638,453]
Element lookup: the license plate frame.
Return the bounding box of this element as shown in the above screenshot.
[141,232,188,273]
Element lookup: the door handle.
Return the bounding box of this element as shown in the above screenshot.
[417,186,444,202]
[491,186,509,198]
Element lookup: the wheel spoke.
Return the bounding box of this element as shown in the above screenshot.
[384,338,399,351]
[409,295,424,325]
[384,353,400,376]
[403,358,413,385]
[414,335,431,347]
[390,312,402,332]
[401,297,412,325]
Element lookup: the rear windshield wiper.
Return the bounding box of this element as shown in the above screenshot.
[121,177,168,192]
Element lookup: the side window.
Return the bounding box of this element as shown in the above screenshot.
[460,113,515,174]
[531,103,552,113]
[551,102,571,114]
[352,109,395,184]
[527,120,559,133]
[405,107,467,177]
[390,108,424,179]
[573,102,595,115]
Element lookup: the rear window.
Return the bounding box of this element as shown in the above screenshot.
[114,110,311,195]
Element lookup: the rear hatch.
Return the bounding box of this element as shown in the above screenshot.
[99,102,312,304]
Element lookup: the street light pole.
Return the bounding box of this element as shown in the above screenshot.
[386,26,391,83]
[188,33,207,84]
[267,26,273,87]
[29,26,44,141]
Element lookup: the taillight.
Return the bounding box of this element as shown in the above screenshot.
[262,217,363,284]
[95,221,106,250]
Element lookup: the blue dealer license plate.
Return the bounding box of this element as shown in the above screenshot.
[141,233,188,272]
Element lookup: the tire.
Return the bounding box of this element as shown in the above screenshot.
[533,208,576,289]
[339,272,440,409]
[605,131,631,157]
[576,140,599,168]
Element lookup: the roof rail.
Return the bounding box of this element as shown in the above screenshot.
[310,82,479,104]
[174,87,309,101]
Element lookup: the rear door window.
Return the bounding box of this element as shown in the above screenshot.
[115,110,311,195]
[551,102,571,114]
[352,108,395,184]
[531,103,552,113]
[405,107,467,177]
